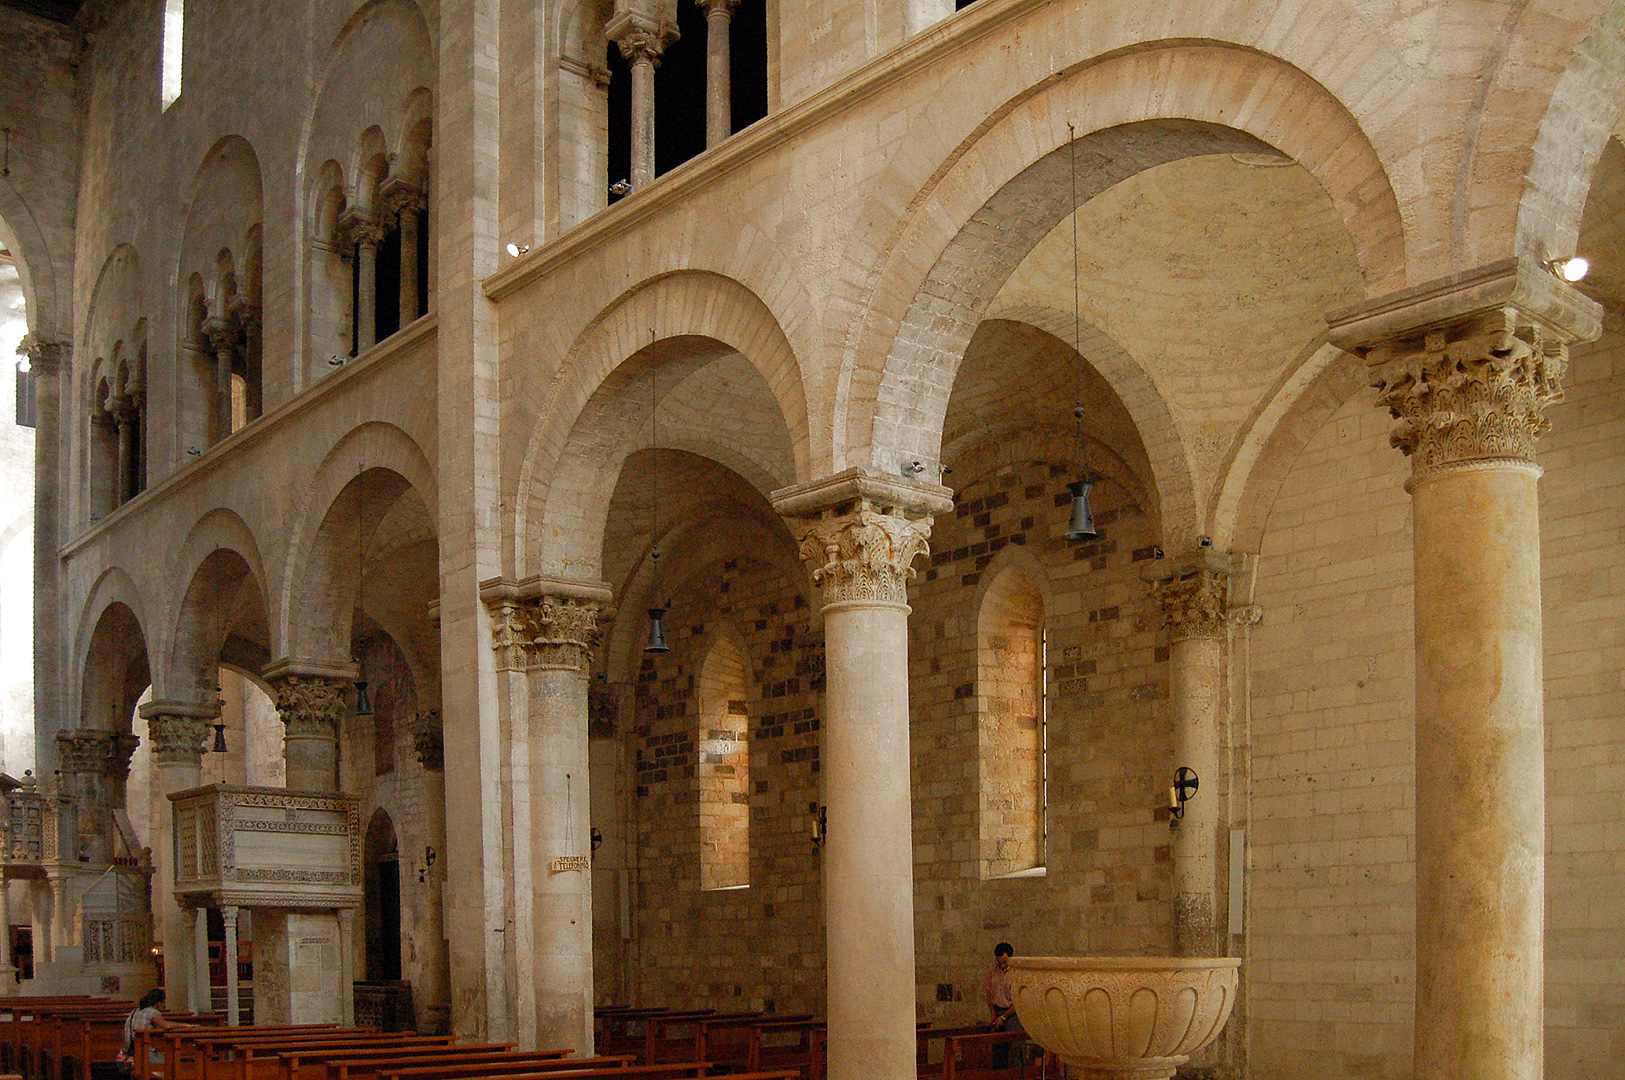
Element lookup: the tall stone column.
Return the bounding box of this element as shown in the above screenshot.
[1149,560,1227,957]
[111,393,135,505]
[698,0,739,148]
[202,317,238,445]
[1328,260,1600,1080]
[409,709,449,1033]
[395,186,427,326]
[139,702,214,1013]
[484,579,609,1053]
[270,673,348,792]
[608,14,676,190]
[23,338,65,774]
[773,469,952,1080]
[222,905,240,1025]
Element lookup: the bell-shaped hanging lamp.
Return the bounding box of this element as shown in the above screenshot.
[645,607,670,653]
[355,679,374,716]
[212,723,228,753]
[1065,479,1098,541]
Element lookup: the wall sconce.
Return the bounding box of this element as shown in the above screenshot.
[610,180,633,196]
[810,803,828,852]
[1169,767,1199,823]
[590,826,603,856]
[419,845,437,883]
[1543,256,1589,283]
[504,242,531,257]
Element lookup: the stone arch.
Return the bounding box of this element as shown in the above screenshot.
[73,567,152,727]
[518,270,809,579]
[839,44,1406,547]
[163,509,273,702]
[0,189,66,343]
[1217,348,1370,556]
[78,600,151,736]
[1489,3,1625,271]
[280,422,438,672]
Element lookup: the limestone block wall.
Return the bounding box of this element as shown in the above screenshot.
[907,445,1172,1026]
[620,554,825,1013]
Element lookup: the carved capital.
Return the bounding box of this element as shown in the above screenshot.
[408,710,443,771]
[55,731,118,777]
[1365,308,1566,479]
[271,674,347,740]
[791,502,934,607]
[1152,568,1228,641]
[201,317,238,358]
[144,713,213,766]
[607,11,678,63]
[18,334,68,376]
[376,177,428,220]
[336,209,389,250]
[697,0,740,19]
[487,595,603,673]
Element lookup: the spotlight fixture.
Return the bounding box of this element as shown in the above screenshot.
[1169,767,1200,823]
[327,355,346,367]
[505,242,530,258]
[186,448,201,457]
[1544,256,1589,283]
[610,180,633,196]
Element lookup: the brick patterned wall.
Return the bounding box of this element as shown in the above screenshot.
[907,443,1173,1025]
[624,553,826,1014]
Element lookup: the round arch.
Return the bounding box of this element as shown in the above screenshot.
[838,43,1407,548]
[279,422,438,665]
[518,270,810,579]
[162,509,273,702]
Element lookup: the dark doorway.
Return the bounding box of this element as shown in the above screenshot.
[364,809,402,981]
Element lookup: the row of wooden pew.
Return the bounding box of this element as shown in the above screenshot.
[593,1007,1041,1080]
[0,994,222,1080]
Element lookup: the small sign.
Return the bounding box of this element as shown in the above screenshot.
[549,855,590,873]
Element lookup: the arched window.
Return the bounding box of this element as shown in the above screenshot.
[697,631,750,890]
[977,565,1046,878]
[88,372,117,519]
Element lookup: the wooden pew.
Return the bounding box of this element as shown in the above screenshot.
[196,1031,429,1080]
[0,998,101,1074]
[318,1046,566,1080]
[133,1025,348,1080]
[29,1001,127,1080]
[647,1012,760,1065]
[489,1067,801,1080]
[59,1007,221,1080]
[696,1014,813,1072]
[376,1054,635,1080]
[935,1031,1029,1080]
[594,1009,688,1061]
[748,1021,822,1079]
[270,1036,465,1080]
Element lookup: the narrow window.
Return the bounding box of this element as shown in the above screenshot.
[977,567,1046,878]
[161,0,184,110]
[698,633,750,890]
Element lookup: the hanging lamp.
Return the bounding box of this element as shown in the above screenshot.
[645,340,670,654]
[1062,123,1098,543]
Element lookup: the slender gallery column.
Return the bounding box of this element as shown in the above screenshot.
[140,702,214,1013]
[1150,560,1228,956]
[398,195,424,326]
[1327,260,1600,1080]
[23,338,65,762]
[356,225,381,353]
[202,317,237,445]
[223,906,240,1025]
[774,469,952,1080]
[698,0,739,147]
[111,394,135,505]
[270,673,348,792]
[608,14,676,190]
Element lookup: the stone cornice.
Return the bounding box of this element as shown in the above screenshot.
[58,314,436,560]
[770,467,954,520]
[1326,258,1602,353]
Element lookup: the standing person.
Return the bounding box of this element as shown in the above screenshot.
[119,988,186,1078]
[982,942,1022,1068]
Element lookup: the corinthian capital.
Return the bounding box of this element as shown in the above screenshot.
[56,730,117,776]
[1151,567,1228,641]
[772,468,954,609]
[1327,259,1602,483]
[607,11,678,63]
[482,577,610,673]
[18,334,68,375]
[139,700,220,766]
[270,674,348,739]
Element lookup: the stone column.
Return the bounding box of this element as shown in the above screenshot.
[22,338,65,772]
[140,702,214,1014]
[0,874,13,992]
[608,14,676,190]
[773,469,952,1080]
[202,317,237,445]
[1327,260,1601,1080]
[396,186,427,327]
[698,0,739,148]
[1150,559,1227,957]
[409,709,449,1033]
[356,225,380,353]
[110,394,135,505]
[55,730,122,865]
[269,673,348,792]
[223,905,239,1025]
